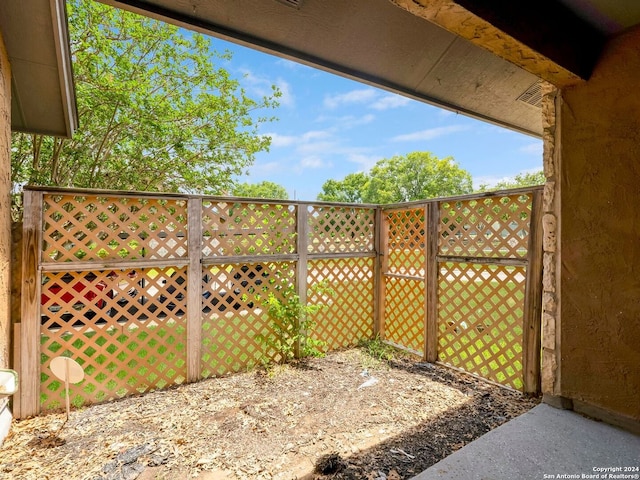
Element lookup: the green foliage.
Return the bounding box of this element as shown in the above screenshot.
[476,170,545,192]
[317,172,369,203]
[11,0,280,203]
[232,181,289,199]
[256,282,332,365]
[358,335,396,362]
[317,152,472,204]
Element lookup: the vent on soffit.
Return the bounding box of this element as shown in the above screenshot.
[517,81,543,108]
[275,0,304,8]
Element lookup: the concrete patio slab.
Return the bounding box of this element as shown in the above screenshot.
[411,404,640,480]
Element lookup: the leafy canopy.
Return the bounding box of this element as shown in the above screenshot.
[232,181,289,200]
[476,170,545,192]
[317,172,368,204]
[318,151,473,204]
[11,0,280,197]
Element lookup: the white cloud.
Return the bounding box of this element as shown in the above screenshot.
[300,156,330,169]
[297,140,338,156]
[263,132,296,147]
[473,167,543,190]
[392,125,468,142]
[323,89,411,112]
[315,114,376,129]
[347,153,381,170]
[275,78,295,107]
[261,127,381,175]
[324,89,377,109]
[240,68,295,107]
[438,109,456,118]
[473,174,511,189]
[275,58,303,70]
[370,94,410,111]
[521,166,544,174]
[341,114,376,128]
[264,130,332,148]
[251,161,283,174]
[301,130,332,142]
[519,142,543,155]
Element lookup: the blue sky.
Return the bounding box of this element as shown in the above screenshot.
[217,40,543,201]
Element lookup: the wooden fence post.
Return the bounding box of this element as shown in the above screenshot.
[523,190,543,393]
[376,209,389,340]
[12,323,21,419]
[295,204,308,358]
[424,201,440,362]
[186,197,203,383]
[19,190,42,417]
[372,207,382,338]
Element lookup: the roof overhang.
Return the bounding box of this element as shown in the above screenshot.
[0,0,78,138]
[98,0,549,137]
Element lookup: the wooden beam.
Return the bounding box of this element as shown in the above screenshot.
[12,323,21,419]
[424,202,439,363]
[186,198,203,383]
[40,258,190,272]
[436,255,529,267]
[389,0,605,87]
[523,190,544,394]
[372,207,382,339]
[307,251,376,261]
[202,254,299,266]
[20,190,42,417]
[295,205,309,359]
[376,211,390,340]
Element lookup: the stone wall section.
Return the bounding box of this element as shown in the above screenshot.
[540,83,560,394]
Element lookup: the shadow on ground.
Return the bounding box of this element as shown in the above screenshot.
[300,359,539,479]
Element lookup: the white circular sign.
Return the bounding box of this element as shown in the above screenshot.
[50,357,85,384]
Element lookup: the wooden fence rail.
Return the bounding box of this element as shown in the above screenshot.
[15,186,542,418]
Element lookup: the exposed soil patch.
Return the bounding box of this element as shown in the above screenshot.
[1,348,539,479]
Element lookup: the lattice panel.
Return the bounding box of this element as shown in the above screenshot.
[307,258,375,350]
[202,201,297,256]
[439,194,531,258]
[40,267,187,410]
[201,262,295,376]
[438,262,526,390]
[42,194,188,262]
[307,206,375,254]
[383,277,425,353]
[385,208,425,276]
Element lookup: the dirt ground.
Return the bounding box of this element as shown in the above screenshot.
[0,347,539,480]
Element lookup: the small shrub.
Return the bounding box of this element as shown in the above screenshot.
[256,281,333,365]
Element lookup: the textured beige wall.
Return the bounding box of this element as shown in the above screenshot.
[558,25,640,423]
[0,31,11,370]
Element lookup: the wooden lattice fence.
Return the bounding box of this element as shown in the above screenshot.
[15,189,378,417]
[14,186,541,418]
[379,190,543,392]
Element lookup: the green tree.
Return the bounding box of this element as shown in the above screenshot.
[477,170,545,191]
[232,181,289,199]
[318,152,472,204]
[11,0,280,198]
[317,172,369,203]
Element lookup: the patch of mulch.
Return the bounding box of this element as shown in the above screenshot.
[0,349,539,480]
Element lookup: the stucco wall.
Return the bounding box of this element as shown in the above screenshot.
[0,31,11,371]
[558,25,640,424]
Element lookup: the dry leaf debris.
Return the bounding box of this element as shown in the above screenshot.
[0,349,538,479]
